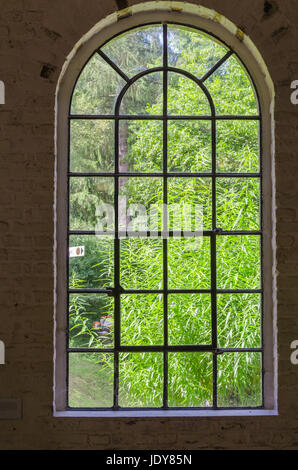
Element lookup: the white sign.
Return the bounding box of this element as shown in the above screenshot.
[0,340,4,364]
[69,246,85,257]
[0,81,4,105]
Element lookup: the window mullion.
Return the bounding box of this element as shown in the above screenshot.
[162,22,168,410]
[211,116,218,408]
[113,118,120,409]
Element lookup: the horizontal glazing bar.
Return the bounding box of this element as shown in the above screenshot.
[68,230,262,236]
[68,288,212,294]
[68,346,263,353]
[68,288,263,294]
[69,114,261,120]
[68,172,261,178]
[216,289,263,294]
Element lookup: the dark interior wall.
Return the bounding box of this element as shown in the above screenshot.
[0,0,297,449]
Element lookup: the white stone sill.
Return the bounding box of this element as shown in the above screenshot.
[54,409,278,418]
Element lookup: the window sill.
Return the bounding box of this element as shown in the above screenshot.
[54,409,278,418]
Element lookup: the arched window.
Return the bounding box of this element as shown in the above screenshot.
[55,11,276,416]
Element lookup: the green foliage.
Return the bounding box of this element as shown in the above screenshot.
[69,274,114,349]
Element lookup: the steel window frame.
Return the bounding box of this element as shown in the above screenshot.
[65,21,264,411]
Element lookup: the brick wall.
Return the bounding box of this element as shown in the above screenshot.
[0,0,297,449]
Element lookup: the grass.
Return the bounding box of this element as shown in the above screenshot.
[68,353,113,408]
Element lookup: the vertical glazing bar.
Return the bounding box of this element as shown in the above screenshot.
[114,117,120,409]
[211,116,218,408]
[259,116,264,407]
[163,23,168,409]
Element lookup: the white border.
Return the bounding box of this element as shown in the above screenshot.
[54,1,277,417]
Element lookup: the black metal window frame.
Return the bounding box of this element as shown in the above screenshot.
[66,22,264,411]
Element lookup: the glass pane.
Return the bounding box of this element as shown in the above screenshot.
[119,177,163,234]
[121,294,163,345]
[70,120,114,173]
[168,24,228,79]
[120,238,163,289]
[120,72,163,115]
[168,294,211,345]
[217,294,261,348]
[168,237,211,289]
[168,72,211,115]
[168,352,213,407]
[71,53,125,115]
[216,120,259,173]
[168,177,212,231]
[216,178,260,231]
[69,235,114,289]
[217,352,262,407]
[168,120,212,173]
[68,353,114,407]
[101,25,163,78]
[119,120,163,173]
[216,235,261,289]
[69,177,114,231]
[119,352,163,407]
[69,294,114,349]
[205,55,258,115]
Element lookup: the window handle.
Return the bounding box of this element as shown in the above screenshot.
[213,227,223,235]
[105,286,124,296]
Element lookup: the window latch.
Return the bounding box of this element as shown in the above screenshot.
[105,286,125,296]
[213,227,223,235]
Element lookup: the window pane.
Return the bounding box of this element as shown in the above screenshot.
[71,54,126,115]
[120,238,163,289]
[69,177,114,231]
[216,235,261,289]
[120,72,163,115]
[216,178,260,231]
[168,72,211,115]
[168,352,213,407]
[168,237,211,289]
[168,120,212,173]
[69,294,114,349]
[121,294,163,346]
[217,352,262,407]
[70,120,114,173]
[69,235,114,289]
[101,25,163,78]
[216,120,259,173]
[68,353,114,408]
[205,55,258,115]
[168,294,211,345]
[168,177,212,231]
[119,120,163,173]
[119,353,163,407]
[168,24,228,79]
[119,176,163,234]
[217,294,261,348]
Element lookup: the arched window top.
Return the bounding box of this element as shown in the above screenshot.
[70,23,259,117]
